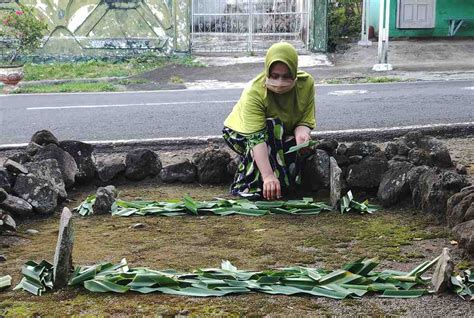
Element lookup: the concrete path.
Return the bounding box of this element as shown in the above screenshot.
[0,80,473,146]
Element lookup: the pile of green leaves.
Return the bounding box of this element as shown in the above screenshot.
[340,191,378,214]
[451,269,473,300]
[13,260,53,296]
[0,275,11,291]
[74,194,376,217]
[15,256,452,299]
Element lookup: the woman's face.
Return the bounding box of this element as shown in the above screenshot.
[269,62,292,80]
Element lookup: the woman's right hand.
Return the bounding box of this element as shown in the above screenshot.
[263,174,281,200]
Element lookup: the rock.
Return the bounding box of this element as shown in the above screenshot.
[384,142,399,160]
[31,129,59,146]
[0,194,34,217]
[59,140,96,183]
[3,159,28,175]
[0,211,16,232]
[130,223,145,229]
[0,255,6,262]
[0,168,11,193]
[53,207,74,288]
[391,155,410,162]
[7,153,31,165]
[446,188,474,228]
[408,148,432,166]
[96,156,125,182]
[410,169,470,221]
[34,144,78,188]
[334,154,350,167]
[192,149,231,184]
[329,157,342,208]
[402,133,453,168]
[346,142,381,157]
[227,157,241,179]
[316,139,338,155]
[26,229,39,235]
[160,160,196,183]
[24,159,67,200]
[407,165,432,209]
[92,186,117,214]
[452,220,474,255]
[125,149,162,181]
[346,155,389,189]
[25,142,43,157]
[348,155,363,164]
[377,162,414,207]
[456,164,467,175]
[336,143,348,155]
[431,248,454,293]
[13,174,59,214]
[0,188,7,203]
[303,149,330,191]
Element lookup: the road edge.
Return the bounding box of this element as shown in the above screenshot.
[1,123,472,152]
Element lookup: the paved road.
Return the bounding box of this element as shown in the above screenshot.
[0,80,473,145]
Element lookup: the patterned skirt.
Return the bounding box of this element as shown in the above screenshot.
[222,118,302,198]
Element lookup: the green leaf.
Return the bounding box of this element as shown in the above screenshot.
[285,140,318,154]
[380,289,427,298]
[84,279,130,293]
[407,256,440,277]
[0,275,12,290]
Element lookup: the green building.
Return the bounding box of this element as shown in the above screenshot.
[370,0,474,37]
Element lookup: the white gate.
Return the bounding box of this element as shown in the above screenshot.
[191,0,310,53]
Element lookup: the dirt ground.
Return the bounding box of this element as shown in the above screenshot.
[0,137,473,317]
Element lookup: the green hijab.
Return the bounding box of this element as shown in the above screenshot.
[224,42,316,135]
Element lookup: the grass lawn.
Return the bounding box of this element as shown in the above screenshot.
[22,55,204,82]
[0,182,471,317]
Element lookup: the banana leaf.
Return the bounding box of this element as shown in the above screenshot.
[84,279,130,293]
[380,289,427,298]
[285,140,318,154]
[0,275,11,291]
[14,260,54,296]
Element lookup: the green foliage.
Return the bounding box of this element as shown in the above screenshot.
[17,257,458,299]
[73,194,375,217]
[328,0,362,52]
[0,4,48,64]
[23,54,204,81]
[13,82,118,94]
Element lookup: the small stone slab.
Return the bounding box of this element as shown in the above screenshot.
[329,157,342,209]
[0,188,7,203]
[3,159,28,175]
[53,207,74,288]
[431,248,454,293]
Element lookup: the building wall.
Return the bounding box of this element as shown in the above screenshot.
[0,0,328,57]
[0,0,190,58]
[370,0,474,37]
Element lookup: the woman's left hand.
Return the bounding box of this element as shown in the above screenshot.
[294,126,311,145]
[294,126,312,156]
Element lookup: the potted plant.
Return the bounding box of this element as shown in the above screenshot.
[0,4,48,86]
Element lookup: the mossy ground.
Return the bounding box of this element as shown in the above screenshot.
[0,182,472,317]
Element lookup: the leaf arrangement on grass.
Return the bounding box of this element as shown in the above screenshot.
[74,192,377,217]
[0,275,11,291]
[15,257,454,299]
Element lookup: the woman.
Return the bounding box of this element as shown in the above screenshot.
[223,42,316,200]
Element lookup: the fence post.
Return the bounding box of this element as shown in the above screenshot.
[311,0,328,52]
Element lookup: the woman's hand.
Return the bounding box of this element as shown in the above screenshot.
[294,126,311,145]
[263,174,281,200]
[294,126,312,156]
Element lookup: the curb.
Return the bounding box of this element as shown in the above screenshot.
[0,123,472,152]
